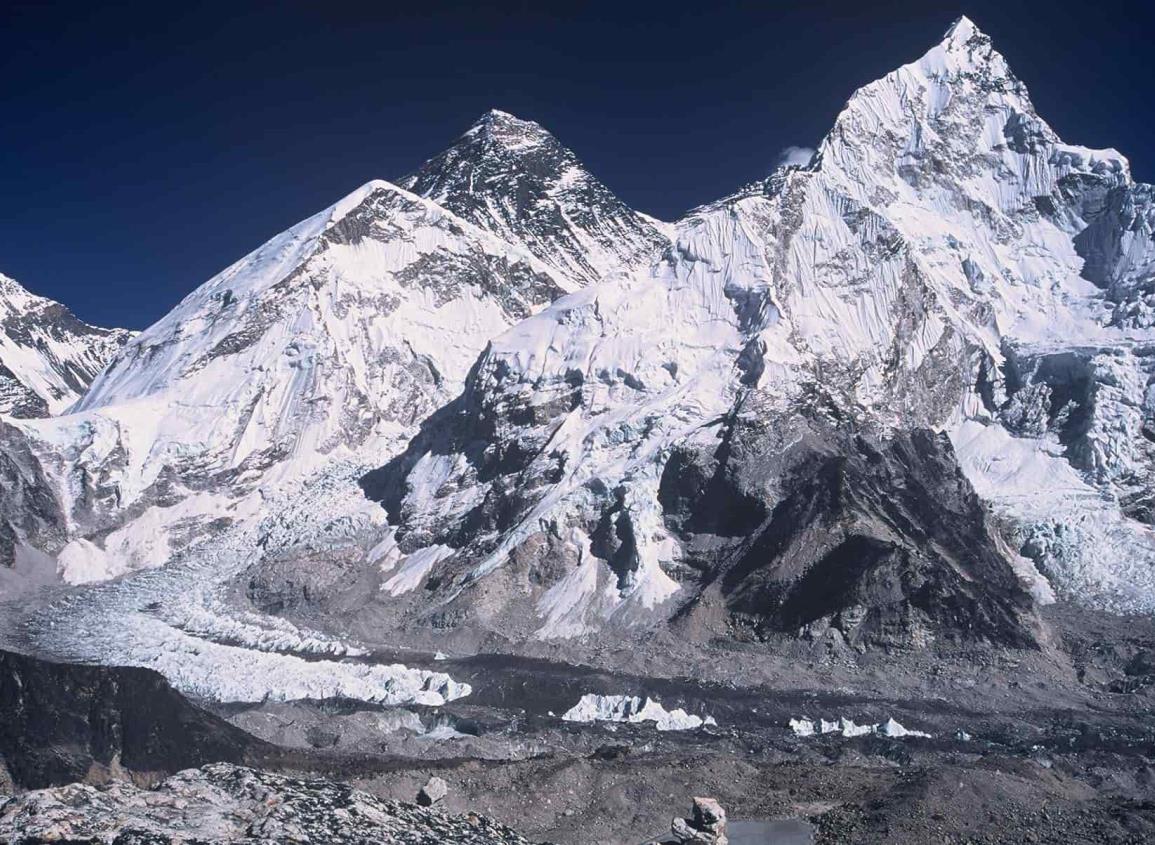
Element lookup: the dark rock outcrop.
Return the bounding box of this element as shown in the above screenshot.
[0,421,66,570]
[669,416,1040,649]
[0,648,263,789]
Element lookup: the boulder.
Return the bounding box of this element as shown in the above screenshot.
[671,796,727,844]
[417,775,449,807]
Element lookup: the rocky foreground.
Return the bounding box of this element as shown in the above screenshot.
[0,763,535,845]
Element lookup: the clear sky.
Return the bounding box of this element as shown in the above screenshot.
[3,0,1153,329]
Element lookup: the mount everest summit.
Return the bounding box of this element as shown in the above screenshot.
[1,18,1155,681]
[1,112,667,585]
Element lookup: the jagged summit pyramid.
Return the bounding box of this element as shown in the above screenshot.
[401,109,670,285]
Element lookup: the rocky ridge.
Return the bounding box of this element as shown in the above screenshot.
[0,272,130,418]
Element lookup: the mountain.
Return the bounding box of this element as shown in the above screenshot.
[0,272,131,418]
[399,109,671,285]
[2,115,669,586]
[4,17,1155,671]
[346,17,1155,649]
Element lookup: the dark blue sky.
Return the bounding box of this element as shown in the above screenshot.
[3,0,1153,329]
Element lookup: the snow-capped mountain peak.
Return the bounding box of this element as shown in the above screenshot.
[6,17,1155,674]
[7,164,621,583]
[400,110,671,286]
[942,14,986,49]
[352,17,1155,649]
[463,108,555,150]
[0,271,131,418]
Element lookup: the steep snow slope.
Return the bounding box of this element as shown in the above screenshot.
[3,113,669,587]
[11,181,569,583]
[0,273,131,418]
[357,17,1155,646]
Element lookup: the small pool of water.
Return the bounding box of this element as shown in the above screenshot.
[728,819,814,844]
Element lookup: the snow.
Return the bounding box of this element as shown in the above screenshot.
[788,718,816,737]
[561,694,716,731]
[381,544,455,596]
[0,272,131,416]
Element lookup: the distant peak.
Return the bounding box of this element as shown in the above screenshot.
[476,108,521,124]
[941,15,989,50]
[463,109,553,149]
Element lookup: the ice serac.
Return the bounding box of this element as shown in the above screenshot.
[0,272,131,418]
[356,16,1155,646]
[400,109,671,284]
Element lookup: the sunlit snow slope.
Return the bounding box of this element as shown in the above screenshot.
[1,114,667,587]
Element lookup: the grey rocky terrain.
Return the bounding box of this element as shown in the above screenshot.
[0,763,534,845]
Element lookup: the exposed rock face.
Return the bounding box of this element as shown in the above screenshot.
[0,272,131,418]
[0,648,261,789]
[401,109,670,286]
[0,763,533,844]
[672,420,1040,649]
[0,420,66,571]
